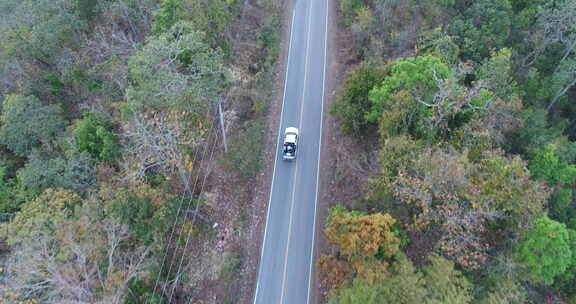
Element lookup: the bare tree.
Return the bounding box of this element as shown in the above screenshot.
[1,219,149,304]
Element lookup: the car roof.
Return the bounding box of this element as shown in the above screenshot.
[285,134,297,143]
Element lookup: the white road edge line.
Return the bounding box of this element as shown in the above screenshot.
[306,0,329,303]
[253,5,297,303]
[279,0,314,302]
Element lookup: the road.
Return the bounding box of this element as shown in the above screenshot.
[253,0,329,303]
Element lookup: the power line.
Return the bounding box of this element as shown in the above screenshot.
[160,121,221,300]
[167,112,222,300]
[148,105,219,303]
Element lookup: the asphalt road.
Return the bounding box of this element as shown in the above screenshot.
[253,0,329,303]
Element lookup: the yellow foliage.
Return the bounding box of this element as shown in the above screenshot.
[325,207,399,258]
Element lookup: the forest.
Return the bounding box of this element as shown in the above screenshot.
[0,0,282,302]
[324,0,576,303]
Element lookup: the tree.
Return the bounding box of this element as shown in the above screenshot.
[17,153,67,191]
[0,0,81,67]
[476,48,518,100]
[74,111,119,162]
[448,0,513,61]
[152,0,184,34]
[17,150,96,192]
[528,144,576,185]
[2,217,150,303]
[328,254,427,304]
[3,188,82,246]
[102,183,176,247]
[325,206,399,259]
[182,0,234,53]
[368,55,451,122]
[0,94,65,156]
[515,216,573,285]
[422,254,473,304]
[392,147,548,269]
[369,56,494,140]
[331,63,387,134]
[549,187,575,224]
[520,0,576,111]
[127,22,228,112]
[327,253,472,304]
[477,278,527,304]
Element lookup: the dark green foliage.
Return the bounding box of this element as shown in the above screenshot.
[74,112,119,162]
[512,109,566,155]
[553,229,576,296]
[17,154,67,191]
[331,63,387,135]
[17,151,96,192]
[0,94,65,156]
[515,216,573,285]
[73,0,100,22]
[550,187,576,224]
[448,0,513,61]
[223,121,264,178]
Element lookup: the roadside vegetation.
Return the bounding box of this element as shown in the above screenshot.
[0,0,282,302]
[323,0,576,303]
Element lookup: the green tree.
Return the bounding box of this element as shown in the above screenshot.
[74,111,119,162]
[127,22,228,111]
[476,48,517,100]
[103,184,176,246]
[328,254,427,304]
[0,94,65,156]
[331,63,387,134]
[0,0,81,66]
[529,144,576,185]
[550,187,575,224]
[183,0,234,53]
[17,154,67,191]
[422,254,473,304]
[368,55,451,122]
[17,151,95,192]
[477,278,527,304]
[152,0,184,34]
[448,0,513,61]
[515,216,573,285]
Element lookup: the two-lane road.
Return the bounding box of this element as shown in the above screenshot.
[254,0,329,303]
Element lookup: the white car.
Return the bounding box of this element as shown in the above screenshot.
[282,127,298,160]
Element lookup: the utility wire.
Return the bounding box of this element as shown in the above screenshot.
[148,105,218,303]
[167,113,222,300]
